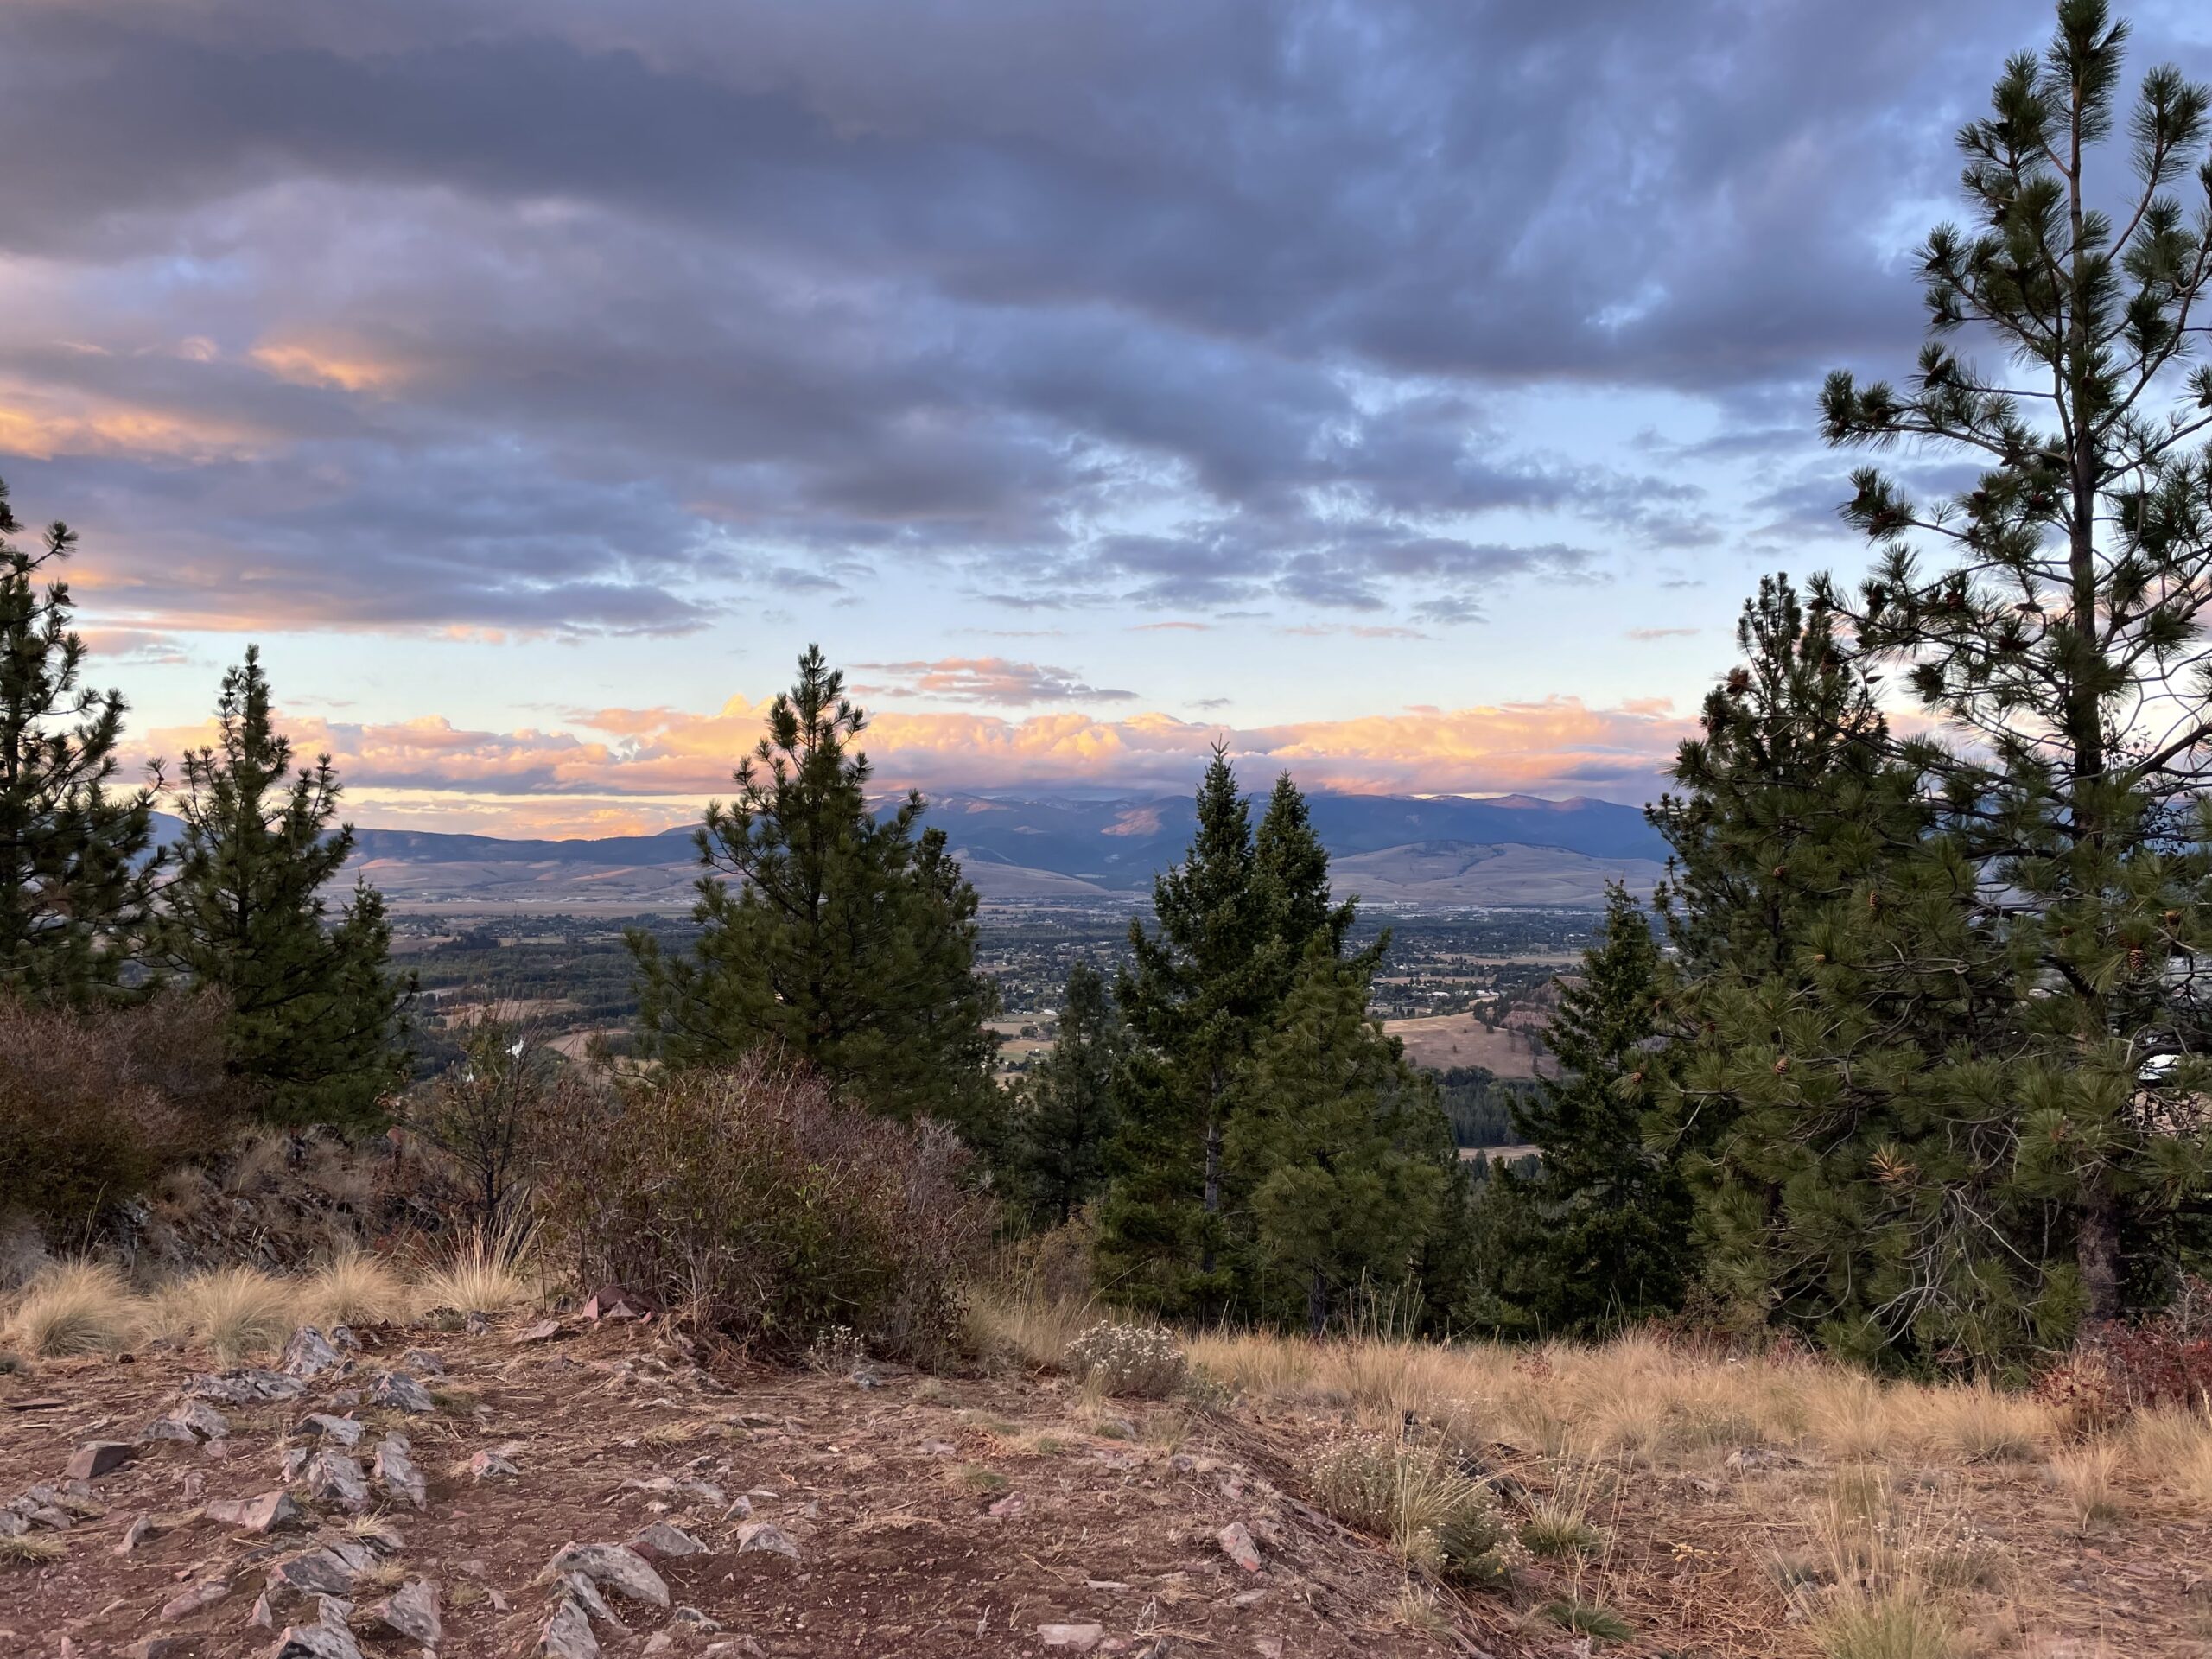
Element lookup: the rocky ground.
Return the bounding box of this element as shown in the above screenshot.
[0,1314,1509,1659]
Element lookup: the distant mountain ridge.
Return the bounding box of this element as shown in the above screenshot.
[170,791,1665,911]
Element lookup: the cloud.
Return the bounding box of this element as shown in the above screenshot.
[849,657,1137,705]
[134,683,1694,833]
[1,0,2151,640]
[1626,626,1700,641]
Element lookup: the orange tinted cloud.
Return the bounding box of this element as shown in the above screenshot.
[138,692,1693,836]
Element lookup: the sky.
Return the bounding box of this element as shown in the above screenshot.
[3,0,2209,836]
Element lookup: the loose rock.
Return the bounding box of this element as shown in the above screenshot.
[734,1521,799,1560]
[296,1414,365,1447]
[302,1450,371,1513]
[158,1579,232,1622]
[266,1541,374,1599]
[1217,1522,1263,1573]
[1039,1624,1107,1652]
[143,1401,231,1444]
[279,1328,342,1381]
[631,1520,707,1559]
[64,1440,137,1481]
[543,1542,671,1607]
[268,1624,362,1659]
[559,1571,626,1630]
[113,1513,156,1554]
[207,1491,307,1535]
[369,1371,435,1414]
[398,1348,445,1376]
[368,1577,442,1645]
[467,1446,520,1482]
[539,1599,600,1659]
[184,1370,304,1406]
[372,1434,427,1508]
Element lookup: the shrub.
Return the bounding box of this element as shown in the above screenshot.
[0,989,236,1230]
[1301,1427,1523,1584]
[402,1016,583,1228]
[543,1053,988,1365]
[2033,1283,2212,1433]
[1065,1319,1186,1398]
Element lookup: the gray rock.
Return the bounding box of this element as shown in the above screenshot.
[279,1328,342,1381]
[125,1640,184,1659]
[538,1599,600,1659]
[0,1510,23,1538]
[183,1370,305,1406]
[267,1624,362,1659]
[316,1596,353,1630]
[630,1521,707,1559]
[64,1440,137,1481]
[144,1401,232,1444]
[372,1434,427,1508]
[557,1571,624,1630]
[466,1447,519,1482]
[265,1541,374,1599]
[296,1414,365,1447]
[368,1371,435,1414]
[158,1579,232,1622]
[1217,1521,1262,1573]
[733,1522,798,1561]
[302,1450,371,1513]
[368,1577,441,1645]
[1038,1626,1106,1652]
[252,1592,276,1629]
[206,1491,307,1535]
[671,1607,721,1630]
[397,1348,445,1376]
[543,1542,671,1608]
[114,1513,156,1554]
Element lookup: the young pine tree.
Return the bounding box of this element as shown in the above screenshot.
[158,647,411,1125]
[1098,756,1354,1313]
[1818,0,2212,1326]
[1007,960,1127,1228]
[1492,886,1695,1337]
[628,645,998,1136]
[1230,936,1452,1336]
[0,477,156,1004]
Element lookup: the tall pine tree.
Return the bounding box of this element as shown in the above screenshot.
[1098,756,1356,1313]
[1816,0,2212,1329]
[158,647,411,1125]
[628,645,998,1135]
[1491,885,1695,1337]
[0,476,156,1005]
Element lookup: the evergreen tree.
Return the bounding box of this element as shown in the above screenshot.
[0,476,156,1004]
[158,647,411,1125]
[1815,0,2212,1329]
[1492,886,1694,1337]
[628,645,998,1135]
[1097,757,1357,1312]
[1230,936,1452,1335]
[1008,960,1126,1226]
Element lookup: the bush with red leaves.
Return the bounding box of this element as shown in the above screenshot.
[2033,1280,2212,1433]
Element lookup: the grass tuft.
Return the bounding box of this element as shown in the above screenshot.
[301,1250,412,1327]
[0,1534,65,1567]
[1540,1598,1631,1641]
[3,1260,141,1357]
[1808,1586,1956,1659]
[2047,1441,2124,1531]
[149,1266,297,1363]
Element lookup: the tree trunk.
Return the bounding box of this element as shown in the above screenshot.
[2078,1173,2122,1325]
[1307,1267,1329,1339]
[1199,1116,1221,1277]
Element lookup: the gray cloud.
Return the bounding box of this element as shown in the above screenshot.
[0,0,2201,637]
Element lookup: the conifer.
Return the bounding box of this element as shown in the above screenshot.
[0,477,156,1004]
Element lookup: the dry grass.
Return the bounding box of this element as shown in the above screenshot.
[2046,1441,2125,1531]
[2126,1404,2212,1507]
[300,1250,413,1327]
[0,1534,66,1567]
[147,1267,298,1363]
[965,1285,1098,1372]
[1807,1586,1957,1659]
[413,1230,539,1316]
[2,1260,141,1357]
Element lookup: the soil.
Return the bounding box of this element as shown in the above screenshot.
[0,1319,1529,1658]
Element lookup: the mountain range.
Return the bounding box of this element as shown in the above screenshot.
[283,792,1669,912]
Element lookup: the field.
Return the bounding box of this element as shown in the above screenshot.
[1385,1009,1548,1077]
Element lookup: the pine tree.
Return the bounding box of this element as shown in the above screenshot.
[0,476,156,1004]
[628,645,998,1135]
[1492,886,1694,1336]
[158,647,411,1125]
[1230,937,1452,1335]
[1816,0,2212,1327]
[1097,758,1357,1311]
[1007,961,1127,1227]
